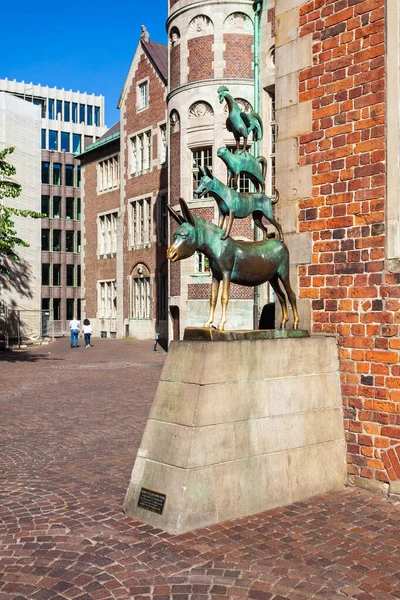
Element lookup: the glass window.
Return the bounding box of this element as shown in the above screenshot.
[56,100,62,118]
[66,298,74,320]
[77,264,81,287]
[49,130,58,151]
[48,98,54,119]
[61,132,70,152]
[195,251,210,274]
[66,197,74,220]
[42,162,50,184]
[72,134,81,154]
[65,164,74,187]
[34,99,46,118]
[64,101,70,122]
[79,104,85,123]
[138,81,148,110]
[159,194,168,244]
[52,264,61,286]
[41,229,50,251]
[53,163,61,185]
[41,129,46,149]
[52,230,61,252]
[94,106,100,126]
[53,299,61,321]
[192,147,213,198]
[77,231,81,253]
[66,264,74,286]
[42,264,50,286]
[52,196,61,219]
[87,105,93,125]
[72,102,77,123]
[76,198,81,221]
[77,299,81,320]
[77,166,81,188]
[66,231,74,252]
[42,298,50,311]
[41,195,50,216]
[131,277,151,318]
[160,124,167,164]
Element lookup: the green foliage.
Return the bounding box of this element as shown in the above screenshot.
[0,147,43,274]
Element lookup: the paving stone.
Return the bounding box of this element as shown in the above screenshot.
[1,339,400,599]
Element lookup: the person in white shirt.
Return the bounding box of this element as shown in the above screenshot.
[82,319,93,348]
[69,316,80,348]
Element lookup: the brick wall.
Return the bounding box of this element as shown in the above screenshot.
[169,127,181,297]
[170,45,181,90]
[188,36,214,82]
[297,0,396,485]
[82,157,119,319]
[122,45,168,320]
[223,34,253,79]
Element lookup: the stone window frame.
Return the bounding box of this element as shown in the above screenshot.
[98,279,117,319]
[137,78,149,113]
[129,127,152,177]
[97,152,120,194]
[128,194,153,249]
[97,209,119,258]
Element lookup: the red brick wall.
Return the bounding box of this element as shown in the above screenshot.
[122,45,168,320]
[223,34,253,79]
[169,127,181,297]
[83,160,119,319]
[188,36,214,82]
[297,1,396,484]
[170,44,181,90]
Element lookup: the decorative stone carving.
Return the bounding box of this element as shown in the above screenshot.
[223,98,253,115]
[170,26,180,46]
[224,12,253,33]
[170,110,180,133]
[188,15,213,36]
[131,262,150,278]
[188,102,214,119]
[140,25,150,42]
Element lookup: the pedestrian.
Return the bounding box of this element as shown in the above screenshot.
[69,315,80,348]
[153,332,160,352]
[82,318,93,348]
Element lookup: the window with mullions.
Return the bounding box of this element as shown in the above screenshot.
[72,133,81,154]
[34,99,46,118]
[42,264,50,286]
[64,101,70,122]
[42,229,50,251]
[130,131,151,175]
[268,90,276,195]
[72,103,77,123]
[130,198,152,247]
[52,264,61,286]
[56,100,62,118]
[52,230,61,252]
[48,99,54,119]
[138,81,148,110]
[79,104,85,123]
[61,132,70,152]
[98,280,117,319]
[66,264,75,286]
[53,163,62,185]
[98,155,119,192]
[195,251,210,274]
[66,197,74,219]
[53,299,61,321]
[131,277,151,319]
[66,231,74,253]
[192,147,212,198]
[94,106,100,126]
[77,264,81,287]
[87,105,93,125]
[66,298,74,320]
[41,195,50,216]
[52,197,61,219]
[98,212,118,256]
[160,124,167,164]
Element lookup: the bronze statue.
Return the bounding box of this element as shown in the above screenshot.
[167,199,299,332]
[217,146,267,192]
[218,86,263,152]
[194,165,282,242]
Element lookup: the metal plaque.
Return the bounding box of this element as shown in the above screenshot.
[138,487,166,515]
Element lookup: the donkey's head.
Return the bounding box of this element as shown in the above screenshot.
[194,165,214,198]
[167,199,198,263]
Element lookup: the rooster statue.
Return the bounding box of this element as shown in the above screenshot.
[218,85,263,152]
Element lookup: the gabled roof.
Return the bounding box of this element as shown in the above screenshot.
[141,40,168,83]
[76,121,120,157]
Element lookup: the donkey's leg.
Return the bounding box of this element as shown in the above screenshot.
[253,211,268,239]
[269,275,289,329]
[221,211,235,240]
[267,217,284,242]
[204,277,220,328]
[218,213,225,229]
[217,272,231,331]
[278,273,300,330]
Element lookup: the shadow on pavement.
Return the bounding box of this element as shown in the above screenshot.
[0,349,64,363]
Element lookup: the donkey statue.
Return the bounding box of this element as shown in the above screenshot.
[167,199,299,332]
[194,165,283,242]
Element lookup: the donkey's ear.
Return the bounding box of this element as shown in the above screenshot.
[204,165,213,179]
[179,198,195,227]
[167,204,184,224]
[198,165,205,178]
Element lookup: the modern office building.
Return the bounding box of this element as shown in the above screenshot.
[0,79,107,332]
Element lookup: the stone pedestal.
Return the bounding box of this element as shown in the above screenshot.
[123,336,346,534]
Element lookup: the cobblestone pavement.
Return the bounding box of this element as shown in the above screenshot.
[1,339,400,600]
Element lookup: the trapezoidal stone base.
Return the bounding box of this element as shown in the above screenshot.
[123,336,346,534]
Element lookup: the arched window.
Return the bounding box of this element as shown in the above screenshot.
[130,263,151,319]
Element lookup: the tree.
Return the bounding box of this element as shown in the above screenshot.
[0,146,43,274]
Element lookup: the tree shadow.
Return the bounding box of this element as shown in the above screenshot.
[0,350,64,363]
[0,256,33,299]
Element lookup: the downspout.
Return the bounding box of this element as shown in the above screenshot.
[253,0,265,328]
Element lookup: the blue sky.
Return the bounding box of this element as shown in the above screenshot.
[0,0,168,128]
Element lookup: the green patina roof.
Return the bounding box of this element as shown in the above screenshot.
[76,123,120,158]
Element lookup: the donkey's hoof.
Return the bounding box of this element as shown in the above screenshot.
[203,322,213,328]
[217,323,226,331]
[293,322,299,330]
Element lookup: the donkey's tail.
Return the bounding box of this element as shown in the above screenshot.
[257,156,268,181]
[271,188,279,205]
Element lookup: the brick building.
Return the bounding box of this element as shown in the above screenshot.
[80,34,168,342]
